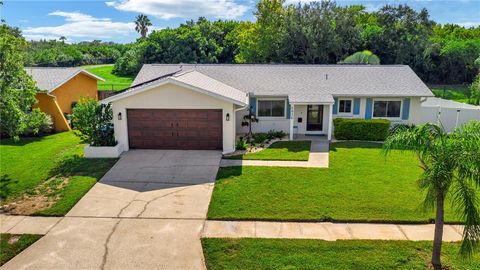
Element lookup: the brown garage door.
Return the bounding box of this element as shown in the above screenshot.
[127,109,223,150]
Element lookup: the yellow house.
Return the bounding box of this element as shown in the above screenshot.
[26,67,105,131]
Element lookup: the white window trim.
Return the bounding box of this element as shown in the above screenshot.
[256,98,287,119]
[337,98,354,115]
[372,98,403,120]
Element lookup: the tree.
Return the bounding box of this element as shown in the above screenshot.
[135,14,152,38]
[0,25,37,139]
[339,50,380,64]
[469,73,480,105]
[383,122,480,270]
[59,36,66,43]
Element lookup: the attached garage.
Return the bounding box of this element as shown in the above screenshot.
[101,70,248,154]
[127,109,222,150]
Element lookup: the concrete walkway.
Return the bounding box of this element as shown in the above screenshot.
[203,220,464,242]
[1,150,222,270]
[220,138,329,168]
[0,215,61,235]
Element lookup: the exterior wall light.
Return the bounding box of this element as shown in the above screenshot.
[226,113,230,121]
[118,112,122,120]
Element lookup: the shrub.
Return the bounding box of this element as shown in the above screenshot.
[72,98,116,146]
[267,130,286,140]
[24,108,53,135]
[252,133,268,144]
[235,138,249,150]
[333,118,391,141]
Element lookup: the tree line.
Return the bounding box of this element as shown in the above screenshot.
[25,39,130,67]
[23,0,480,85]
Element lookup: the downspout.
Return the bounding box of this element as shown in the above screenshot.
[232,93,251,151]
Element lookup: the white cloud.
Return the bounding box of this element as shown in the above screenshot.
[456,21,480,28]
[106,0,248,20]
[23,11,135,41]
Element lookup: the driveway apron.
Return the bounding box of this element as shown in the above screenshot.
[2,150,222,270]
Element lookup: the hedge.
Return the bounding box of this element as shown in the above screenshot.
[333,118,391,141]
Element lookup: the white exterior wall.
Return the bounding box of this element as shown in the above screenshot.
[235,108,290,134]
[233,96,432,135]
[408,97,423,125]
[111,83,236,154]
[331,97,423,125]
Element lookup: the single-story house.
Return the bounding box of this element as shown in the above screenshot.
[26,67,104,131]
[101,64,434,154]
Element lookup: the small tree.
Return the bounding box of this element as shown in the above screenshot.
[241,109,259,142]
[72,98,116,146]
[383,122,480,270]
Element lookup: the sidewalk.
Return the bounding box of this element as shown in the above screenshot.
[0,215,61,235]
[202,220,464,242]
[2,214,464,242]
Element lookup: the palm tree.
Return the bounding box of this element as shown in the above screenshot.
[383,122,480,270]
[134,14,152,38]
[339,50,380,65]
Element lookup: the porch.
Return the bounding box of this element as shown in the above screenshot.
[289,103,334,141]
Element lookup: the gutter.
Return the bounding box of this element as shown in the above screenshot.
[235,92,251,112]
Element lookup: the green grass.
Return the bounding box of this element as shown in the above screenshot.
[0,132,81,200]
[84,64,133,91]
[430,84,471,104]
[226,141,311,161]
[0,132,117,216]
[208,142,458,222]
[0,234,42,266]
[202,238,479,270]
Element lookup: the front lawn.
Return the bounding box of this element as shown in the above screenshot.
[226,141,311,161]
[430,84,473,104]
[85,64,134,91]
[0,132,117,216]
[202,238,479,270]
[0,234,42,266]
[208,142,457,222]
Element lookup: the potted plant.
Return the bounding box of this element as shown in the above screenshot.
[72,98,123,158]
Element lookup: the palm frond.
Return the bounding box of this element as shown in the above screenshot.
[451,177,480,256]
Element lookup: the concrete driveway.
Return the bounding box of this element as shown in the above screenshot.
[2,150,221,270]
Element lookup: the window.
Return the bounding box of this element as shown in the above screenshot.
[257,100,286,117]
[338,99,352,113]
[373,100,401,118]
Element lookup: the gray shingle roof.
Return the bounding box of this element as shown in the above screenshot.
[133,64,433,100]
[101,70,248,105]
[25,67,104,93]
[172,70,248,105]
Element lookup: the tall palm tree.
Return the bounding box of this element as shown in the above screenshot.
[383,122,480,270]
[134,14,152,38]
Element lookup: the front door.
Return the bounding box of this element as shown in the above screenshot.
[307,105,323,131]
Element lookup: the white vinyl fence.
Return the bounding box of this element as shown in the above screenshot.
[420,97,480,132]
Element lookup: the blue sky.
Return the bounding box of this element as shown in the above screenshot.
[1,0,479,43]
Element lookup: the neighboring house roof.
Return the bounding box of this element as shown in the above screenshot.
[25,67,105,93]
[422,97,480,110]
[101,70,248,106]
[132,64,434,101]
